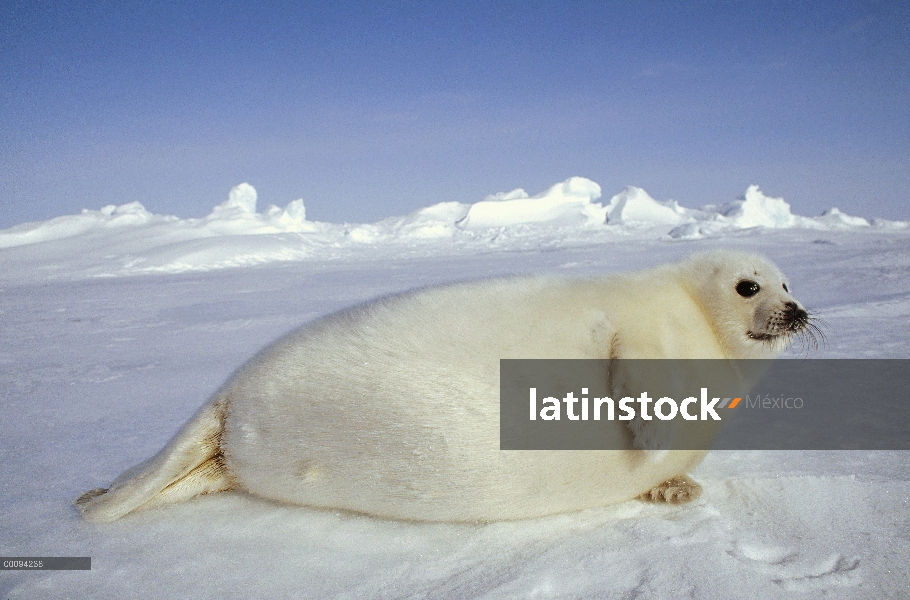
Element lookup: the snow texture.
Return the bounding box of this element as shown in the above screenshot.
[0,178,905,281]
[1,178,909,598]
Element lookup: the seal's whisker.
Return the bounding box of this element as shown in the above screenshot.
[781,306,827,356]
[789,313,827,355]
[806,313,828,349]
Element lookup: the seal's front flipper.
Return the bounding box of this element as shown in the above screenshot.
[76,397,233,522]
[639,475,702,503]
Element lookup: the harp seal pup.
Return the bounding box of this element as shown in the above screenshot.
[77,250,811,523]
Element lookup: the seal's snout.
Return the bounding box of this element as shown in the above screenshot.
[781,301,826,353]
[783,302,810,332]
[749,299,815,345]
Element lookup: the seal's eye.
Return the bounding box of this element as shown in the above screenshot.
[736,280,761,298]
[782,283,789,292]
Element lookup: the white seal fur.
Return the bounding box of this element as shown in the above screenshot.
[77,250,811,522]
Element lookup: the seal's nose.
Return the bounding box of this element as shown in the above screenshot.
[784,302,809,331]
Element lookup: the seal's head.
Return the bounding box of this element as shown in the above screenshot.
[679,251,820,359]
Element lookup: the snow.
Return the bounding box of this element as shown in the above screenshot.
[722,184,797,228]
[1,178,909,598]
[816,207,872,229]
[1,178,906,282]
[604,186,687,226]
[458,177,605,228]
[0,201,169,249]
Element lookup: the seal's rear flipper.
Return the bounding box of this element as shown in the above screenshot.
[76,397,233,522]
[639,475,702,503]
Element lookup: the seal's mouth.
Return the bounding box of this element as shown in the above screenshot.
[747,331,778,341]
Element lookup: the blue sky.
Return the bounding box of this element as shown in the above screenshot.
[1,1,908,228]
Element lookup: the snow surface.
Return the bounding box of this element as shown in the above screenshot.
[0,178,905,282]
[1,179,909,598]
